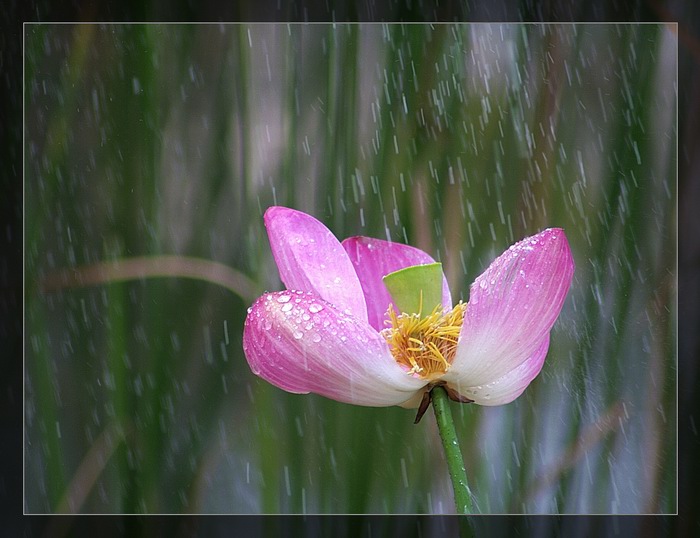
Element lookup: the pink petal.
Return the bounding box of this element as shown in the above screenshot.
[447,335,550,406]
[444,228,574,388]
[242,290,426,406]
[264,206,368,322]
[341,236,452,331]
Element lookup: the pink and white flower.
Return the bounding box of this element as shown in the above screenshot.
[243,206,574,409]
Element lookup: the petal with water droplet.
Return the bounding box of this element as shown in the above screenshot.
[448,334,550,405]
[444,228,574,387]
[243,291,426,406]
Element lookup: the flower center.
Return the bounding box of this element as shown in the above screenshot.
[382,302,467,380]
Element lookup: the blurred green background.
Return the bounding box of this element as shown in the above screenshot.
[24,23,676,514]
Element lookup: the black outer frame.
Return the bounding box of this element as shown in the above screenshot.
[5,0,697,536]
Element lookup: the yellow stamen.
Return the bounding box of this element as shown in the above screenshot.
[382,301,467,380]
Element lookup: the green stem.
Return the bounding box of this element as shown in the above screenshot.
[431,386,474,514]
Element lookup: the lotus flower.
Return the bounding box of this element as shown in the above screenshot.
[243,206,574,413]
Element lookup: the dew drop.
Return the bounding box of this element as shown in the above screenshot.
[311,333,321,343]
[277,295,291,303]
[309,303,323,313]
[293,331,303,340]
[263,320,272,330]
[281,303,293,312]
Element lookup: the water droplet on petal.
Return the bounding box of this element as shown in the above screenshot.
[293,331,303,340]
[281,303,293,312]
[309,303,323,313]
[277,295,291,303]
[311,333,321,343]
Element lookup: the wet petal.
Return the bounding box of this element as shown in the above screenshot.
[445,228,574,387]
[264,206,368,322]
[447,335,550,406]
[341,236,452,331]
[243,290,426,406]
